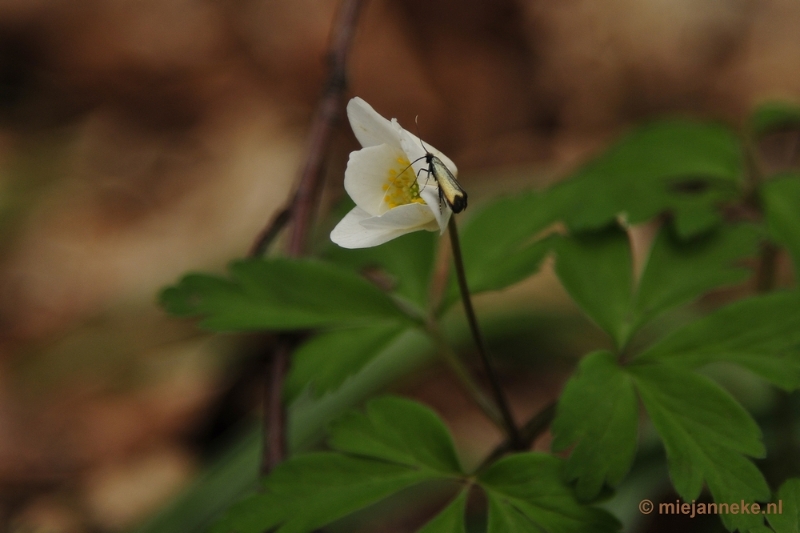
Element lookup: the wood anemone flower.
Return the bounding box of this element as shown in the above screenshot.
[330,97,459,249]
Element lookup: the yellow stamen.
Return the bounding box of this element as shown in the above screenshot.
[384,156,425,209]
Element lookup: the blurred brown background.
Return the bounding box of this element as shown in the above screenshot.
[0,0,798,531]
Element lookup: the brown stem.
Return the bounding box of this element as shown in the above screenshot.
[447,217,523,449]
[249,203,293,257]
[251,0,366,473]
[477,401,557,472]
[287,0,364,257]
[756,242,779,293]
[261,339,290,474]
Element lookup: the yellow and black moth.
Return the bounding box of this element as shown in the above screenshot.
[419,150,468,213]
[394,117,468,213]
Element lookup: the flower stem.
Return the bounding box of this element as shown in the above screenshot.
[447,217,523,449]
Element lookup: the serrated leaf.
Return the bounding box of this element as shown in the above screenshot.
[638,291,800,390]
[554,223,761,349]
[417,490,468,533]
[210,454,435,533]
[765,478,800,533]
[160,258,410,331]
[762,174,800,278]
[554,226,633,347]
[551,351,638,501]
[213,397,465,533]
[750,101,800,137]
[546,120,742,237]
[628,363,769,531]
[445,120,743,307]
[325,229,438,308]
[479,454,621,533]
[328,396,463,475]
[632,223,761,330]
[285,324,408,400]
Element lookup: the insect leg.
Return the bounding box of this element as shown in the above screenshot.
[417,166,434,191]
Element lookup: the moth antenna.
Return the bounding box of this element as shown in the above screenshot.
[414,115,431,154]
[393,155,428,186]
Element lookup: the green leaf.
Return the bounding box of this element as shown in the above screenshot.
[139,329,440,533]
[288,327,436,452]
[546,120,743,237]
[160,258,410,331]
[551,351,638,501]
[213,397,464,533]
[453,192,562,298]
[445,120,743,306]
[750,527,776,533]
[417,490,468,533]
[328,396,463,475]
[638,291,800,390]
[765,478,800,533]
[750,101,800,137]
[554,223,761,349]
[554,226,633,347]
[479,454,621,533]
[285,324,408,400]
[325,230,438,308]
[211,454,435,533]
[632,223,761,330]
[762,174,800,278]
[628,362,769,531]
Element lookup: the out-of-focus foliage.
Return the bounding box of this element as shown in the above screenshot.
[750,102,800,137]
[212,397,619,533]
[762,174,800,277]
[160,258,413,330]
[545,120,743,238]
[158,112,800,533]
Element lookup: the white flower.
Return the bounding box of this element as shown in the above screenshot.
[330,97,459,249]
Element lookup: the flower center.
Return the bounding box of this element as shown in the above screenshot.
[382,156,425,209]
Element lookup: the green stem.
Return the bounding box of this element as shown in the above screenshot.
[448,217,523,449]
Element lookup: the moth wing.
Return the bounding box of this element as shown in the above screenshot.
[431,157,467,213]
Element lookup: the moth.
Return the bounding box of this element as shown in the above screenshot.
[406,120,467,213]
[419,149,468,213]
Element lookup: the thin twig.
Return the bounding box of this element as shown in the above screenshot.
[745,132,782,295]
[447,217,523,449]
[476,401,557,472]
[287,0,364,257]
[249,203,294,257]
[252,0,366,474]
[261,338,290,473]
[756,242,779,293]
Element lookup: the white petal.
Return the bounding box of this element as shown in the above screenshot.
[330,205,434,249]
[397,127,458,176]
[359,202,436,231]
[330,207,387,248]
[344,144,406,216]
[347,98,402,149]
[419,186,451,234]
